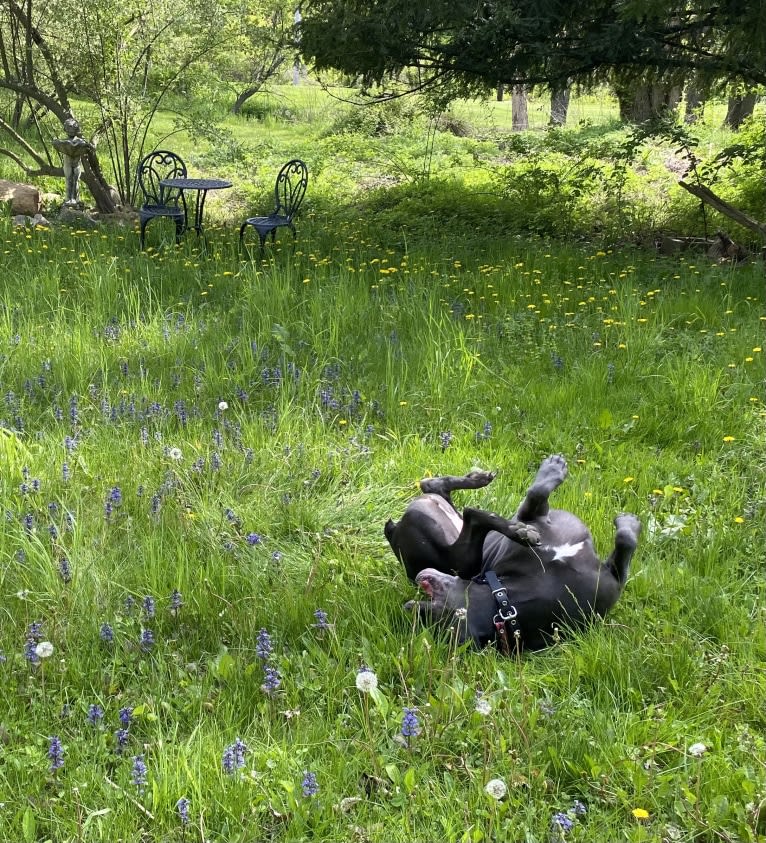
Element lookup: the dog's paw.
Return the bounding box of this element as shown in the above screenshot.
[513,522,541,546]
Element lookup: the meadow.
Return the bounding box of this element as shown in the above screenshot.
[0,85,764,842]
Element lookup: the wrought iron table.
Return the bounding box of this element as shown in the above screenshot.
[159,177,232,235]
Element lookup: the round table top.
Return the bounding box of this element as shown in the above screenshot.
[159,178,232,190]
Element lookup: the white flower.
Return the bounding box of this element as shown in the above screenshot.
[688,742,708,757]
[484,778,507,800]
[454,607,467,620]
[475,697,492,716]
[355,669,378,693]
[35,641,54,659]
[218,401,229,411]
[168,447,183,461]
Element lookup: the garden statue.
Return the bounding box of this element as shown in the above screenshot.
[52,118,93,208]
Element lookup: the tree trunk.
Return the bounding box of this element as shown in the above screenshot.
[616,81,681,123]
[684,83,705,123]
[496,83,504,102]
[724,92,757,129]
[232,87,261,115]
[512,85,528,131]
[82,148,116,214]
[549,83,570,126]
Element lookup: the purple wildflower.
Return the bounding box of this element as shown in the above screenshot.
[176,796,190,826]
[400,707,420,740]
[115,728,130,754]
[99,622,114,644]
[246,532,262,546]
[439,430,454,451]
[119,707,133,728]
[58,558,71,583]
[48,736,64,772]
[139,628,154,652]
[169,590,183,615]
[131,754,148,793]
[572,800,587,815]
[552,812,574,833]
[142,596,155,619]
[261,666,281,694]
[87,704,104,725]
[301,770,319,798]
[255,629,272,661]
[222,738,247,775]
[312,609,330,630]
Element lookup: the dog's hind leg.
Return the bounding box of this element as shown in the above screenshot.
[515,454,568,522]
[419,469,496,513]
[604,513,641,586]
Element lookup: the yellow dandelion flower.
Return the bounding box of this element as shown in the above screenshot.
[734,516,745,524]
[722,436,735,442]
[623,476,634,484]
[632,808,650,820]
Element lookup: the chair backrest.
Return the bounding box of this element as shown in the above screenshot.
[137,150,187,207]
[273,159,308,220]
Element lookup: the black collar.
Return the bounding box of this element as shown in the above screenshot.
[473,570,519,653]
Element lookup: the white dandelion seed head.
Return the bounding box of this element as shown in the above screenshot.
[688,742,708,757]
[168,447,183,461]
[484,778,507,800]
[35,641,54,659]
[218,401,229,411]
[454,607,467,620]
[355,669,378,693]
[475,697,492,716]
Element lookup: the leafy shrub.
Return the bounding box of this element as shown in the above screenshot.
[325,99,421,136]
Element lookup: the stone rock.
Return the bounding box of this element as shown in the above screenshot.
[58,206,98,228]
[0,179,42,216]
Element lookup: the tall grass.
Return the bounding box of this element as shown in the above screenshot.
[0,208,763,842]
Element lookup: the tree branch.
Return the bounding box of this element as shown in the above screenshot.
[678,180,766,240]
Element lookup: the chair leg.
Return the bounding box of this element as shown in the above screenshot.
[174,217,185,244]
[259,232,267,257]
[139,218,149,251]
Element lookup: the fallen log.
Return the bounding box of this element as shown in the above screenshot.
[678,180,766,241]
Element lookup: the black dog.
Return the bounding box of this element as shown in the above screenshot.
[384,455,641,651]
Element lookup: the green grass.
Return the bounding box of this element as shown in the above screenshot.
[0,84,765,841]
[0,204,764,842]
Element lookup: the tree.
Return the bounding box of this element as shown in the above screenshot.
[299,0,766,97]
[215,0,296,115]
[0,0,226,211]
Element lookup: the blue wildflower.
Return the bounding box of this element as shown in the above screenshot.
[169,590,183,615]
[261,666,281,694]
[176,796,190,826]
[48,736,64,772]
[401,707,420,739]
[139,628,154,652]
[255,629,272,661]
[439,430,453,451]
[119,707,133,728]
[58,558,71,583]
[87,704,104,725]
[115,728,130,754]
[131,755,148,793]
[301,770,319,798]
[312,609,330,630]
[142,596,155,619]
[99,623,114,644]
[552,812,574,833]
[222,738,247,775]
[246,532,262,546]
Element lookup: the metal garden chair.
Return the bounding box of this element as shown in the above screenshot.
[239,159,308,254]
[136,150,188,250]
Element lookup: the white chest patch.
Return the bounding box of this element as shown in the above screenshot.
[548,541,585,561]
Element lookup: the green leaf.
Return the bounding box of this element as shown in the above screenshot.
[403,767,416,793]
[212,648,236,682]
[369,686,389,717]
[385,763,400,784]
[22,807,36,843]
